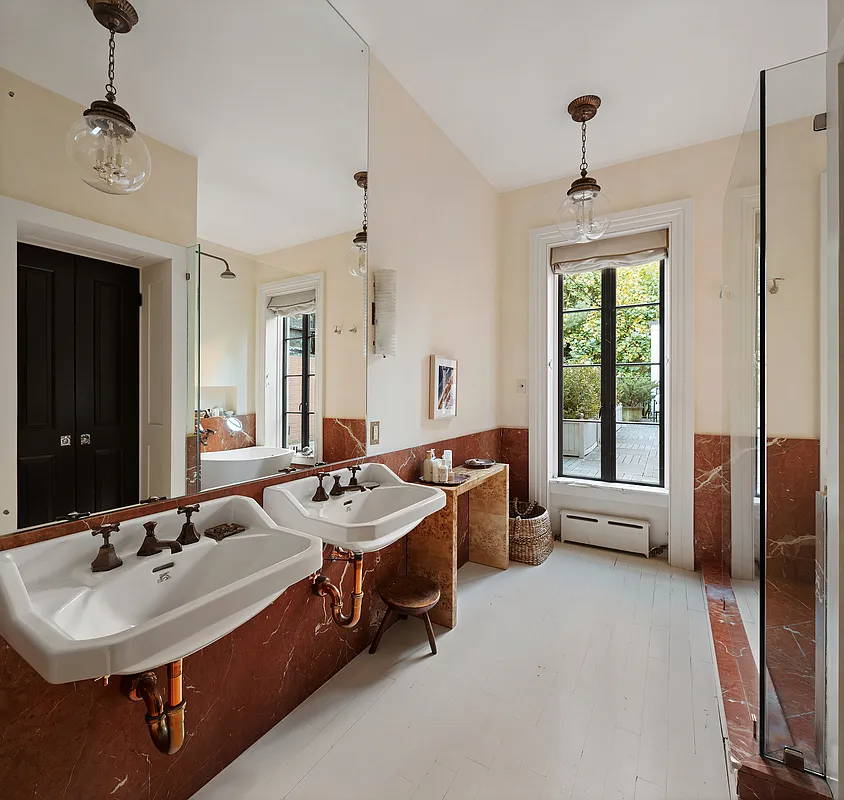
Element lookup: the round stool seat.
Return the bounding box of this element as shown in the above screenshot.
[378,575,441,615]
[370,575,441,656]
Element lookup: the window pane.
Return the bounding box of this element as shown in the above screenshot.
[286,314,304,337]
[615,365,660,485]
[308,413,316,452]
[562,366,601,421]
[616,260,661,306]
[563,271,602,310]
[616,365,660,423]
[286,376,303,412]
[616,305,660,364]
[563,310,601,364]
[561,364,602,478]
[286,415,303,450]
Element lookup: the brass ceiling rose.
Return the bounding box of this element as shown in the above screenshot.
[87,0,139,34]
[354,171,368,190]
[567,95,602,124]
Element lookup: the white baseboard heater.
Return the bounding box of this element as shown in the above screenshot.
[560,509,650,557]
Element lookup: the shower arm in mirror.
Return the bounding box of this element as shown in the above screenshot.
[198,251,236,280]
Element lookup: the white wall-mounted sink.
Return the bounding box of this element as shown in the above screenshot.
[263,463,445,553]
[0,496,321,684]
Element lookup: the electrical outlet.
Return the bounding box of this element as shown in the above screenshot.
[516,378,527,394]
[369,420,380,445]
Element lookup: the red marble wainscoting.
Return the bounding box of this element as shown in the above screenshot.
[694,433,728,573]
[0,427,516,800]
[322,418,367,463]
[499,427,529,503]
[198,414,257,453]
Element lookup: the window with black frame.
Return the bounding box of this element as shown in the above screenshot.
[281,313,316,454]
[558,259,665,486]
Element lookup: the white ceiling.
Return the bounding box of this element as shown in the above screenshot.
[0,0,368,254]
[332,0,828,191]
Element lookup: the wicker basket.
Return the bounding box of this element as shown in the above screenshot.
[509,499,554,565]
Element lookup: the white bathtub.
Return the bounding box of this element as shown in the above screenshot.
[200,447,295,490]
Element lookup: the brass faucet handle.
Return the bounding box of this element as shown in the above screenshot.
[92,523,120,544]
[176,504,201,546]
[348,466,362,486]
[312,472,331,503]
[329,475,344,497]
[177,504,200,518]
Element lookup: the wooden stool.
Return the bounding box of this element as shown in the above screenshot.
[370,575,441,655]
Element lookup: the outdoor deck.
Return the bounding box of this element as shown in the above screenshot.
[562,422,660,484]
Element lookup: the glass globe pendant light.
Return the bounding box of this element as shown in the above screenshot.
[66,0,150,195]
[556,95,611,243]
[348,171,368,277]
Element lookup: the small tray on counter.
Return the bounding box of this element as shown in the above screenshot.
[464,458,496,469]
[417,474,471,487]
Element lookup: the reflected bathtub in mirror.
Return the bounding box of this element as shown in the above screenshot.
[200,447,295,491]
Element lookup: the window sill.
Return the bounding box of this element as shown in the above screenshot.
[549,477,669,508]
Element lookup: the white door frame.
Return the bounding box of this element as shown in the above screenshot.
[528,199,696,570]
[255,272,325,460]
[0,196,188,534]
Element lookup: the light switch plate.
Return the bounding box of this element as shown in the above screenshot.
[516,378,527,394]
[369,420,380,445]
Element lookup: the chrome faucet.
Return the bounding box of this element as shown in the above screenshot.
[137,521,183,557]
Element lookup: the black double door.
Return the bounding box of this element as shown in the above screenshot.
[17,243,140,528]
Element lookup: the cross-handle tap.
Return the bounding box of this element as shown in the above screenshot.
[312,472,331,502]
[348,466,362,486]
[176,504,201,545]
[137,521,183,557]
[91,523,122,572]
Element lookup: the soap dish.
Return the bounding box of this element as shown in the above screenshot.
[204,523,247,541]
[465,458,495,469]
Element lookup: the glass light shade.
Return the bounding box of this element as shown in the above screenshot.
[556,187,612,243]
[348,241,367,277]
[66,112,151,195]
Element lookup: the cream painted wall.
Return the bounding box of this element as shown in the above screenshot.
[365,58,500,455]
[197,241,258,415]
[260,231,367,420]
[500,136,738,434]
[766,119,826,438]
[0,68,197,246]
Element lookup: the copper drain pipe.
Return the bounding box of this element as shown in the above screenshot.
[126,659,186,756]
[312,547,364,628]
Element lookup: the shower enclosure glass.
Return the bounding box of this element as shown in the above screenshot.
[722,52,827,774]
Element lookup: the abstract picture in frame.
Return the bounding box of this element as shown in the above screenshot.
[430,355,458,419]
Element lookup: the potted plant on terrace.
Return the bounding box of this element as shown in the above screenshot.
[616,372,656,422]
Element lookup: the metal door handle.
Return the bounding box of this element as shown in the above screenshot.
[80,434,91,445]
[60,435,72,447]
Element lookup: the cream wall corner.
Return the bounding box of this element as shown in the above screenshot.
[0,68,197,247]
[366,58,500,455]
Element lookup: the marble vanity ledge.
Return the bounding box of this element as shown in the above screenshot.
[0,427,508,552]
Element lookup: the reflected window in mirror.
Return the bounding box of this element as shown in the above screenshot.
[281,313,317,456]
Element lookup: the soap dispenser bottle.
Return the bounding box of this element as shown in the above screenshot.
[423,449,436,482]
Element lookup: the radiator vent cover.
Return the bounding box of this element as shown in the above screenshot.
[560,509,650,557]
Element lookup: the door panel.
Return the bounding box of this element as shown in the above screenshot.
[75,255,140,514]
[17,244,76,527]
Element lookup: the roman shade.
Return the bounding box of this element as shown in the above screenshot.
[267,288,316,317]
[551,228,668,275]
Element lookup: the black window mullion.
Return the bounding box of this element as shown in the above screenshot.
[301,314,311,448]
[659,260,666,487]
[601,268,616,482]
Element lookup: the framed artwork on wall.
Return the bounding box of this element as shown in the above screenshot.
[430,355,458,419]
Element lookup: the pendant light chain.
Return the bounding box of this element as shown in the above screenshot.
[580,120,589,178]
[105,28,118,102]
[362,181,368,234]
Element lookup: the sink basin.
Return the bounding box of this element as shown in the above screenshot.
[263,463,445,553]
[0,496,322,683]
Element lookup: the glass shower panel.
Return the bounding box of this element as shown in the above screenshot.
[761,53,826,773]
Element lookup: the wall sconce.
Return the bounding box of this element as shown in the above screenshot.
[373,269,397,357]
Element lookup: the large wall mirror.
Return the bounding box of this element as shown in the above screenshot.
[188,7,369,493]
[0,0,368,534]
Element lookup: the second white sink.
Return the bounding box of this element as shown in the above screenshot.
[263,463,445,553]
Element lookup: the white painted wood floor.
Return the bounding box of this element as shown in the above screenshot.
[192,543,732,800]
